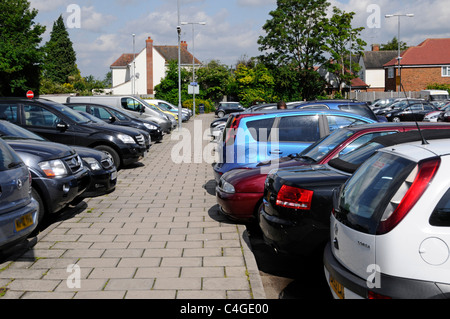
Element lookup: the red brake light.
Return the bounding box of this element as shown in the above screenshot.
[224,113,263,144]
[276,185,314,210]
[368,291,392,299]
[377,158,441,235]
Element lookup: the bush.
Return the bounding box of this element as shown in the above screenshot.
[182,99,214,113]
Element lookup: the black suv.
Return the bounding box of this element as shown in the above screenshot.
[0,120,116,225]
[215,102,244,118]
[64,102,163,143]
[0,98,148,169]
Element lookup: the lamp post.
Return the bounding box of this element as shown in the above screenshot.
[385,13,414,95]
[177,0,182,130]
[181,21,206,118]
[132,33,136,96]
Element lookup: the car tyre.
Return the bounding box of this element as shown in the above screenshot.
[392,117,401,122]
[217,111,225,118]
[94,145,120,169]
[31,187,44,233]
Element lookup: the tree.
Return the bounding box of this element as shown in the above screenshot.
[43,15,78,84]
[154,60,191,105]
[195,60,231,104]
[0,0,46,96]
[324,7,366,93]
[380,37,408,51]
[258,0,330,100]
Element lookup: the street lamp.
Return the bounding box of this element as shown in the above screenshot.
[385,13,414,95]
[181,21,206,118]
[132,33,136,96]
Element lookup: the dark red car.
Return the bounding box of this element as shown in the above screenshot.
[215,122,450,222]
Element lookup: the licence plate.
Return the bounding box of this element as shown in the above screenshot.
[15,213,34,232]
[111,171,117,181]
[329,275,345,299]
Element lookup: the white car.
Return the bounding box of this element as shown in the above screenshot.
[324,137,450,299]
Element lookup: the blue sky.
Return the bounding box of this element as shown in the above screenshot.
[29,0,450,79]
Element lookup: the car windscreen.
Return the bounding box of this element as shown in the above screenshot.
[335,152,416,234]
[0,120,45,141]
[0,139,24,171]
[338,103,377,121]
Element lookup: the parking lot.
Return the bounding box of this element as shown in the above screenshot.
[0,113,279,299]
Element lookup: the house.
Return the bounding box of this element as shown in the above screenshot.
[358,44,398,92]
[316,62,369,94]
[110,37,201,96]
[384,38,450,92]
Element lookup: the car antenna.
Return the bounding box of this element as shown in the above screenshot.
[401,82,429,145]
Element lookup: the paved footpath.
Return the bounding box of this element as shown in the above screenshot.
[0,113,266,299]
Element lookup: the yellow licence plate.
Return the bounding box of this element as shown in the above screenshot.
[15,213,34,232]
[329,275,345,299]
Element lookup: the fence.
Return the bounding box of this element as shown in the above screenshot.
[349,91,421,102]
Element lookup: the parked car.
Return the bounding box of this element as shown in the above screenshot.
[215,122,450,223]
[423,104,450,122]
[0,98,148,169]
[292,100,382,122]
[0,138,38,251]
[215,102,244,118]
[64,102,163,143]
[147,99,190,122]
[66,95,173,133]
[384,102,438,122]
[213,109,378,182]
[325,136,450,299]
[438,109,450,122]
[259,129,450,260]
[374,99,424,116]
[370,98,397,110]
[0,120,116,209]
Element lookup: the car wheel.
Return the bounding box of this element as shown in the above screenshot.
[31,187,45,230]
[217,111,225,118]
[94,145,120,169]
[392,117,401,122]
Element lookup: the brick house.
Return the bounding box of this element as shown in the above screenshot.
[384,38,450,92]
[110,37,201,96]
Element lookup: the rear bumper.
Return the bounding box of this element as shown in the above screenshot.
[216,188,262,222]
[323,242,450,299]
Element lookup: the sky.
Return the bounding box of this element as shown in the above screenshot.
[28,0,450,80]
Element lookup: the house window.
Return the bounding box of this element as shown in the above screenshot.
[388,67,394,79]
[442,66,450,77]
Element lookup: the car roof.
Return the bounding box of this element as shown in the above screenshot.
[344,122,450,132]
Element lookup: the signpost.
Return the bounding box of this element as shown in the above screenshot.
[26,90,34,99]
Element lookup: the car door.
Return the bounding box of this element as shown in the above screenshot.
[0,103,21,124]
[21,102,76,145]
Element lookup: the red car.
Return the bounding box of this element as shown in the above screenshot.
[216,122,450,222]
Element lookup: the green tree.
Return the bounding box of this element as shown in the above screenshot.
[258,0,330,100]
[324,6,366,93]
[195,60,231,104]
[43,15,78,84]
[154,60,191,105]
[381,37,408,51]
[0,0,46,96]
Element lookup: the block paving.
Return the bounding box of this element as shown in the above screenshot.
[0,113,266,299]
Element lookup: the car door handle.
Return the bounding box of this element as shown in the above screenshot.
[270,150,283,154]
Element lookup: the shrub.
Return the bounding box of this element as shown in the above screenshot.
[182,99,214,113]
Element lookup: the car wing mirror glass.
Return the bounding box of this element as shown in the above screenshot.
[109,116,116,123]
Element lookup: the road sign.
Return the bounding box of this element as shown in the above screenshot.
[188,85,199,95]
[26,90,34,99]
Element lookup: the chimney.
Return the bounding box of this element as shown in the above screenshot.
[372,44,380,51]
[146,36,154,95]
[181,41,188,49]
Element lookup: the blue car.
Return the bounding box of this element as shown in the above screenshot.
[213,109,378,181]
[293,100,386,122]
[0,138,38,251]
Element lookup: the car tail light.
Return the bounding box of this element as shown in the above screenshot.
[368,291,392,299]
[276,185,313,210]
[377,158,441,235]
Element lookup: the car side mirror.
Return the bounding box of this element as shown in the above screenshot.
[56,121,68,131]
[140,106,145,114]
[109,116,116,123]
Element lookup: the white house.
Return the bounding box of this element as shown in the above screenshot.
[358,44,398,92]
[110,37,200,96]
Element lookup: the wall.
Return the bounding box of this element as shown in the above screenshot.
[385,66,450,92]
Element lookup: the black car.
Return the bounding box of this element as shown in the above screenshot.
[215,102,244,118]
[0,98,148,169]
[384,102,438,122]
[259,129,450,259]
[0,119,117,206]
[64,102,163,143]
